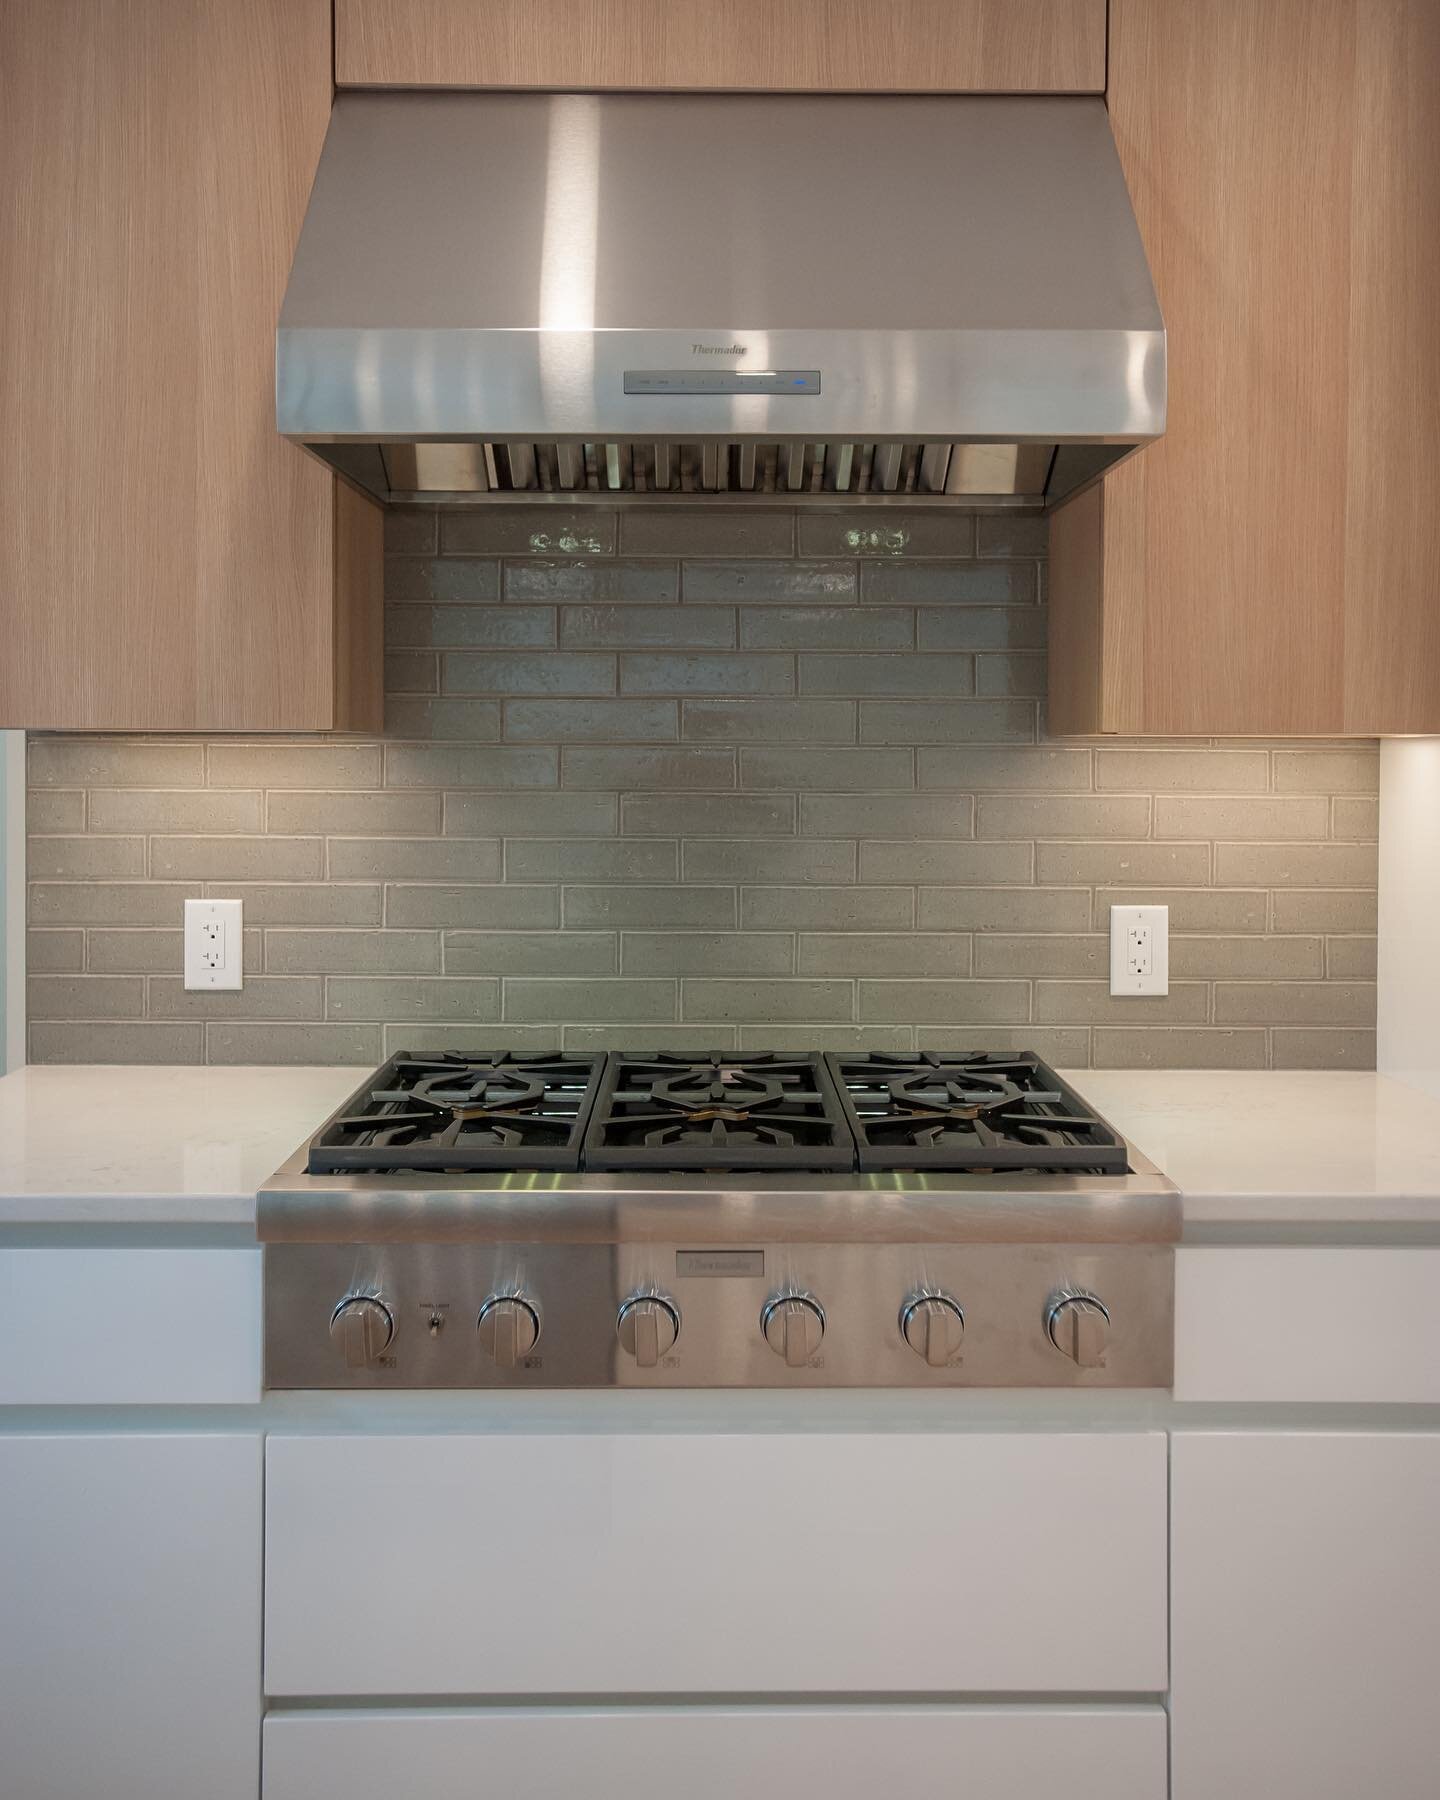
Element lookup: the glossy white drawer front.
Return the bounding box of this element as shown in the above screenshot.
[265,1431,1167,1697]
[1172,1431,1440,1798]
[0,1248,261,1405]
[264,1706,1168,1800]
[1175,1248,1440,1403]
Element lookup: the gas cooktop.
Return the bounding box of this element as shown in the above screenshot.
[261,1047,1177,1393]
[303,1048,1130,1178]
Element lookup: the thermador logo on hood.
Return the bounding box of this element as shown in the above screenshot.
[692,343,748,355]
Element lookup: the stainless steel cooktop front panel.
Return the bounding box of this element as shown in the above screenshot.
[265,1240,1174,1390]
[257,1142,1179,1247]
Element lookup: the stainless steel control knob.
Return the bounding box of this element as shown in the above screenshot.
[616,1296,680,1368]
[1046,1293,1110,1368]
[477,1295,540,1368]
[329,1296,394,1368]
[761,1294,825,1367]
[900,1294,965,1367]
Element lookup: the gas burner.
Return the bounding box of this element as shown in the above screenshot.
[642,1119,804,1151]
[648,1062,791,1116]
[305,1049,1131,1179]
[887,1068,1041,1121]
[400,1063,551,1113]
[307,1051,605,1174]
[584,1052,855,1171]
[828,1051,1131,1174]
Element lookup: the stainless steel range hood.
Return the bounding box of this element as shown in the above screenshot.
[277,92,1164,509]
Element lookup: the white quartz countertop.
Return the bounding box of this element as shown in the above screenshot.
[0,1065,365,1226]
[2,1064,1439,1231]
[1062,1069,1440,1227]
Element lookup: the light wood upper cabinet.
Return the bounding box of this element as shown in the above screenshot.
[0,0,381,732]
[334,0,1107,92]
[1049,0,1440,737]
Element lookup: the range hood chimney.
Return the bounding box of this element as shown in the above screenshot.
[278,92,1164,509]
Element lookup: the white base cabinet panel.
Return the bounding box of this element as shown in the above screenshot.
[0,1248,261,1404]
[1175,1248,1440,1402]
[0,1433,262,1800]
[265,1431,1167,1696]
[1172,1431,1440,1799]
[263,1705,1169,1800]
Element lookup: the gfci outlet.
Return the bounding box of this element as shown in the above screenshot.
[1109,903,1169,996]
[184,898,243,991]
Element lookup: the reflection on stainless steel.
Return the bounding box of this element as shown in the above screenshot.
[539,95,600,331]
[260,1151,1179,1247]
[277,92,1165,508]
[380,443,491,492]
[944,444,1055,496]
[538,96,600,420]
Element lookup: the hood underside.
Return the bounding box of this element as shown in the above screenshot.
[278,92,1165,509]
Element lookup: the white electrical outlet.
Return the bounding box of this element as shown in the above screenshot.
[1109,903,1168,996]
[184,898,243,991]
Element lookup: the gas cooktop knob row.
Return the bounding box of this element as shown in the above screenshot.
[328,1285,1113,1373]
[899,1294,966,1366]
[616,1295,681,1367]
[329,1296,394,1369]
[477,1295,541,1368]
[761,1294,826,1366]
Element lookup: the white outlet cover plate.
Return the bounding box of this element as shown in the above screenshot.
[1109,903,1169,996]
[183,898,243,991]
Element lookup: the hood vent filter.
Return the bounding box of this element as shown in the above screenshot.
[378,441,1070,504]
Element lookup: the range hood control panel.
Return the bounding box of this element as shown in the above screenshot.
[623,369,821,395]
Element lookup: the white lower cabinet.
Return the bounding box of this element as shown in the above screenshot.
[0,1249,261,1404]
[0,1433,262,1800]
[263,1705,1169,1800]
[1171,1431,1440,1799]
[265,1431,1167,1697]
[1175,1249,1440,1402]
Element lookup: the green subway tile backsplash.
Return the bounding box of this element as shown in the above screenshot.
[26,506,1379,1067]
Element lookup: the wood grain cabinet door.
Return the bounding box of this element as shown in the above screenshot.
[335,0,1107,92]
[1049,0,1440,736]
[0,0,382,731]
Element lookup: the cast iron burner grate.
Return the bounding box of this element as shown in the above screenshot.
[307,1051,605,1174]
[826,1050,1132,1174]
[582,1051,855,1172]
